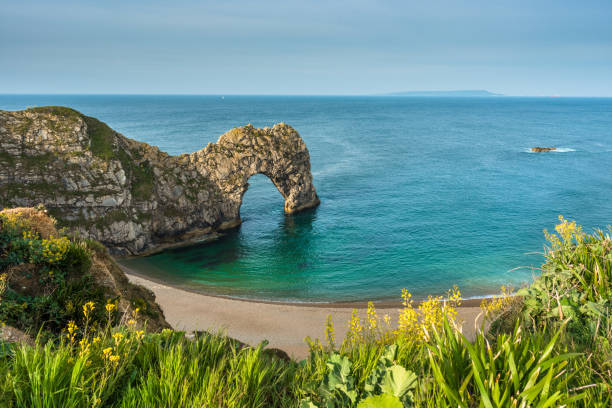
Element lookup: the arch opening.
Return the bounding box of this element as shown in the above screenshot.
[239,173,286,221]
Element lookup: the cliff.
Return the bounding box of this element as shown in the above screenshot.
[0,107,319,255]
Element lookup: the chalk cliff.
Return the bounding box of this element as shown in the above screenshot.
[0,107,319,255]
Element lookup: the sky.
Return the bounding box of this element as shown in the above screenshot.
[1,0,611,96]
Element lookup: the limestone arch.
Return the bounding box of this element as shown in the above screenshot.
[191,123,320,225]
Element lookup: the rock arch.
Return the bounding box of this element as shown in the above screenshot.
[0,108,320,254]
[189,123,320,225]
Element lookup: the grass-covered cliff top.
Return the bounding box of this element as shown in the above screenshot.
[0,209,610,406]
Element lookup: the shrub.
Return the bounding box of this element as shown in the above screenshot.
[301,344,417,407]
[428,318,585,407]
[0,211,110,336]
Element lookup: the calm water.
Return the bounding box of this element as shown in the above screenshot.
[2,95,612,302]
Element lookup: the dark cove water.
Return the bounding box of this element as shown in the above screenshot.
[2,95,612,302]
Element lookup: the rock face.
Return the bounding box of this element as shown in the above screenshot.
[531,147,557,152]
[0,107,320,255]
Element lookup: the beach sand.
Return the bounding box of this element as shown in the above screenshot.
[124,270,485,360]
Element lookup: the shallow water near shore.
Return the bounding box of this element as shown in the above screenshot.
[2,95,612,302]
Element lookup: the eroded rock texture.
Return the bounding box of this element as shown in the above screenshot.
[0,107,319,254]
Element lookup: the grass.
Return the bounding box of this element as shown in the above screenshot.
[84,116,116,162]
[1,214,610,407]
[26,106,82,119]
[83,115,155,201]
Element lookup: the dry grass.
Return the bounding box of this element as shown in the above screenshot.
[0,206,57,238]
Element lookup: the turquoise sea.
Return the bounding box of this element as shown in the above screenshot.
[1,95,612,302]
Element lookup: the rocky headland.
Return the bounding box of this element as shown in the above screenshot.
[0,107,319,255]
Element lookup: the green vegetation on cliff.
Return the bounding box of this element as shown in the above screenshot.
[0,207,168,339]
[0,211,610,407]
[24,107,156,202]
[84,115,116,161]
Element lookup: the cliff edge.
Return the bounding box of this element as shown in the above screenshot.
[0,107,320,255]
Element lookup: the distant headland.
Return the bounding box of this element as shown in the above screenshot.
[384,90,504,97]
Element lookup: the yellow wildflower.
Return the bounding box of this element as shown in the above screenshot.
[367,301,378,330]
[113,332,124,345]
[401,288,412,307]
[106,301,117,320]
[419,295,444,334]
[546,215,584,248]
[79,338,90,355]
[109,355,120,367]
[555,215,584,243]
[41,236,70,263]
[346,308,363,345]
[82,301,95,318]
[325,314,335,349]
[481,285,514,320]
[398,289,419,338]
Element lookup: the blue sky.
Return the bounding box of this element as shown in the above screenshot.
[1,0,611,96]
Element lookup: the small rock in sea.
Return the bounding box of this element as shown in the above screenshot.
[531,147,557,152]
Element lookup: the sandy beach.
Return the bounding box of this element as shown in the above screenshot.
[124,269,485,360]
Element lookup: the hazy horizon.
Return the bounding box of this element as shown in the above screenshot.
[2,0,611,96]
[2,93,612,98]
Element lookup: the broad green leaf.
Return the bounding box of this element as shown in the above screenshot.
[300,399,319,408]
[357,393,403,408]
[379,344,398,365]
[380,365,417,398]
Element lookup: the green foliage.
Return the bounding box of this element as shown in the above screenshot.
[122,156,154,201]
[428,318,585,407]
[118,333,290,408]
[0,330,295,408]
[84,116,116,161]
[511,218,612,405]
[519,220,611,335]
[357,393,403,408]
[83,115,155,201]
[0,214,112,336]
[9,341,97,408]
[303,345,417,407]
[26,106,82,119]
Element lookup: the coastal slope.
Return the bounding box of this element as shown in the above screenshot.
[0,107,320,255]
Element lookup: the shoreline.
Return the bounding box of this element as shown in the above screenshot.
[119,263,490,309]
[120,265,487,359]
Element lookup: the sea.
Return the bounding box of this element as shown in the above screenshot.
[1,95,611,302]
